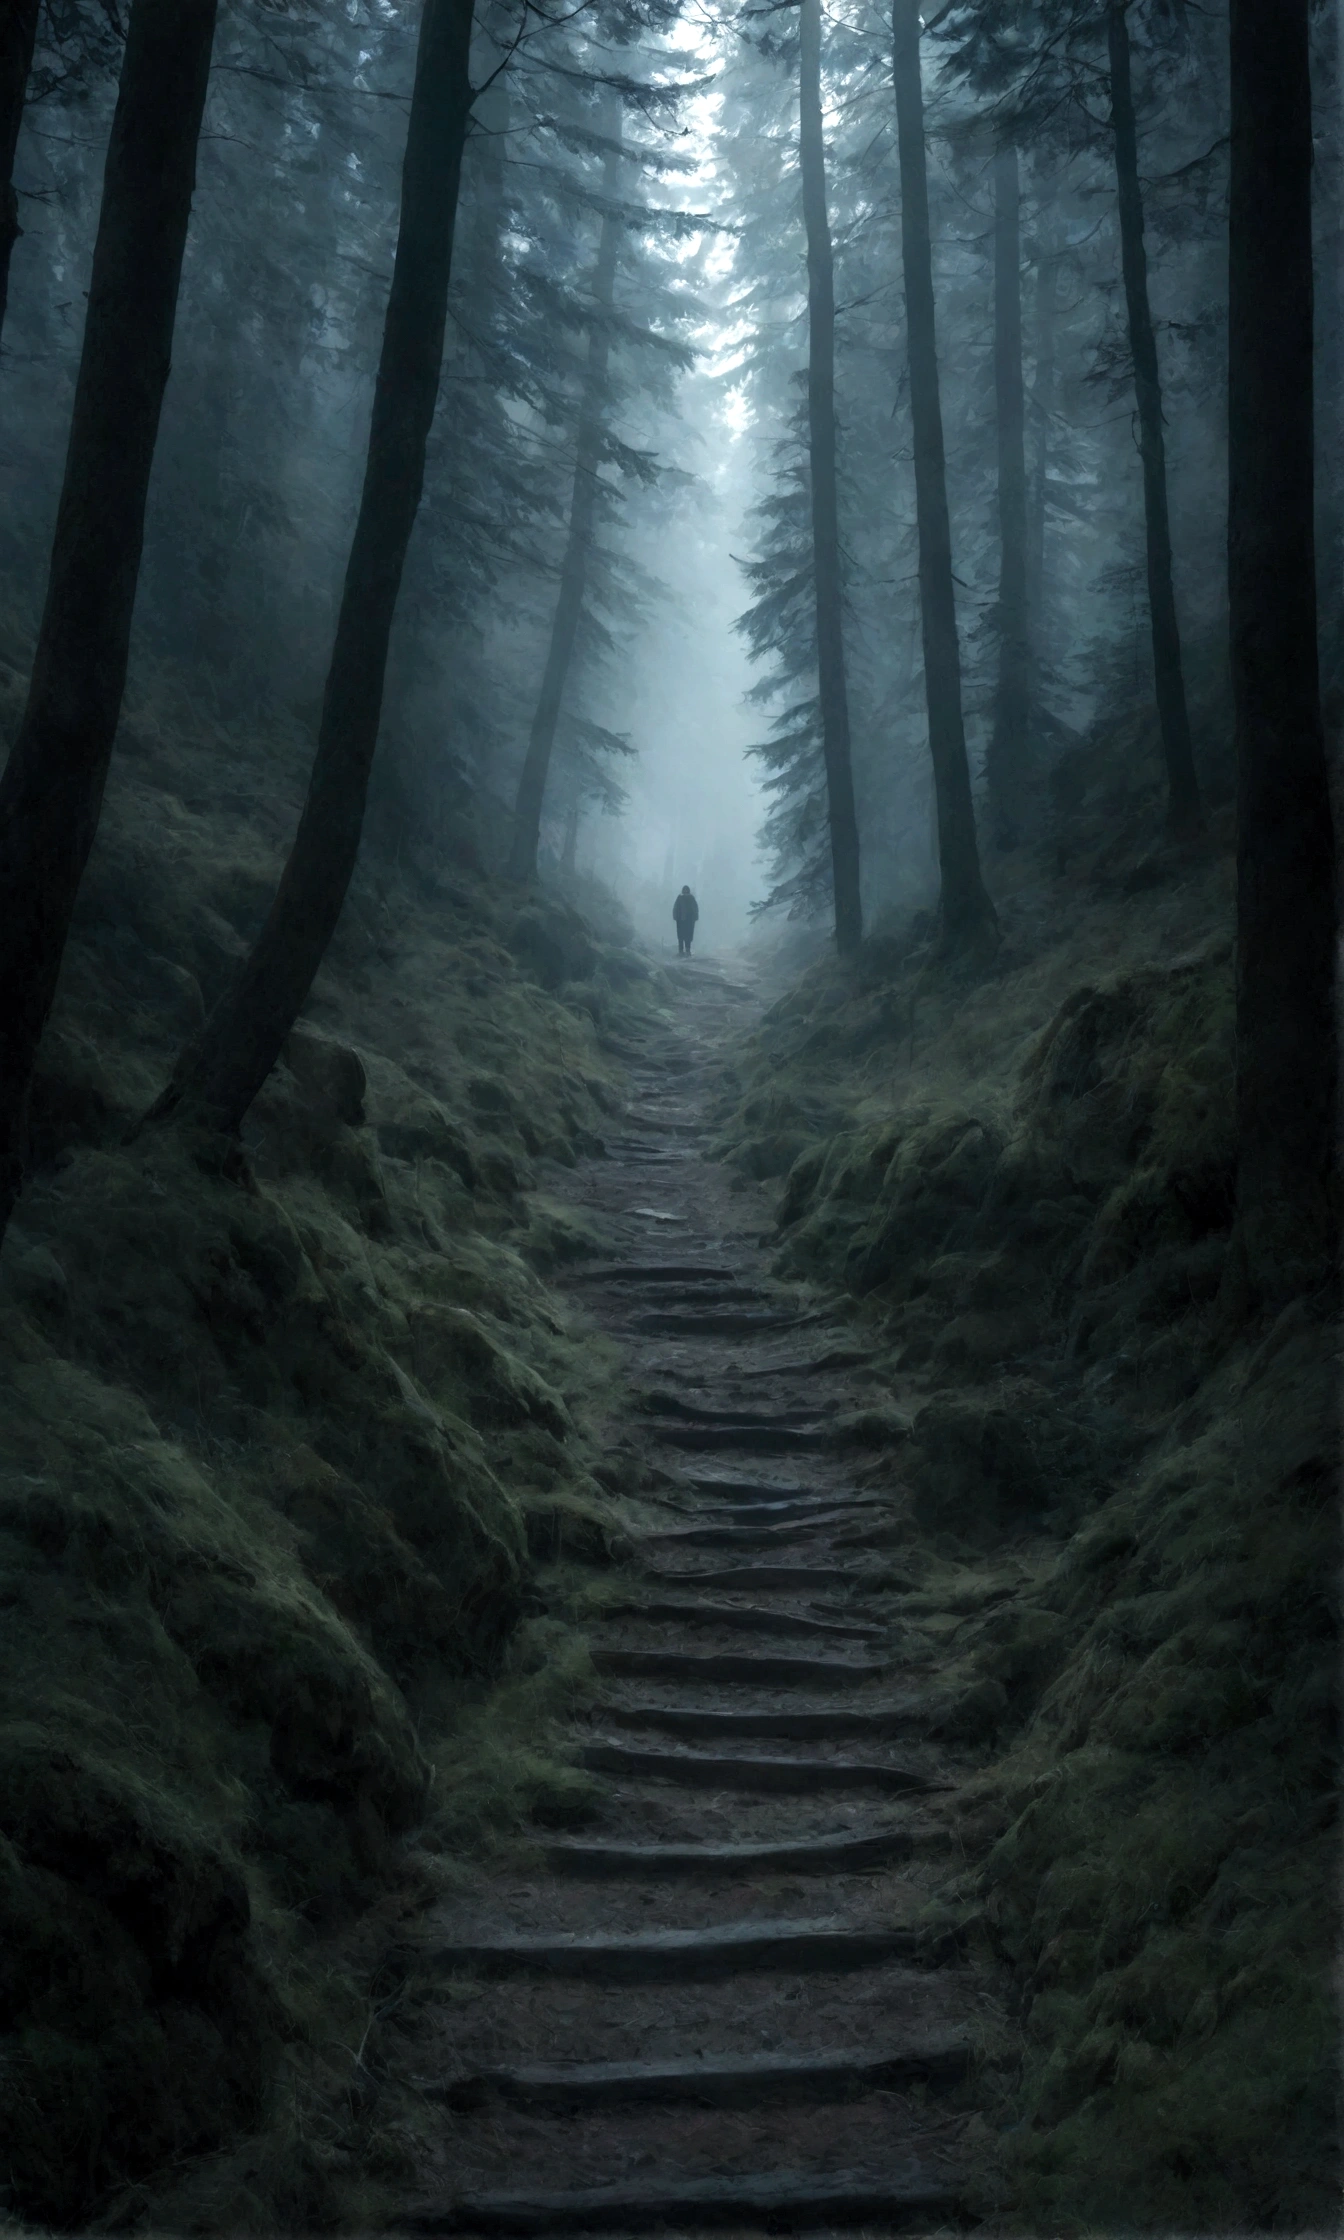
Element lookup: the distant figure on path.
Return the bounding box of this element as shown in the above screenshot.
[673,885,699,956]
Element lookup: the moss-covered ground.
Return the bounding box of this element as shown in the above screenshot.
[714,766,1338,2230]
[0,654,663,2229]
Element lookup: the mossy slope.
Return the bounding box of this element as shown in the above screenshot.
[721,839,1337,2230]
[0,665,659,2226]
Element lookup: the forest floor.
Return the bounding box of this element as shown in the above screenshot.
[366,818,1337,2238]
[0,655,1334,2235]
[379,949,1011,2236]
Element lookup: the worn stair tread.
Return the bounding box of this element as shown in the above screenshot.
[632,1310,816,1335]
[430,2039,972,2109]
[655,1423,840,1452]
[599,1598,881,1640]
[602,1703,930,1740]
[642,1397,824,1426]
[569,1264,741,1285]
[736,1348,881,1379]
[580,1740,943,1793]
[679,1506,871,1531]
[593,1647,888,1686]
[652,1563,873,1589]
[676,1497,883,1526]
[416,1917,926,1981]
[678,1474,808,1498]
[643,1514,857,1547]
[544,1826,917,1876]
[398,2165,957,2233]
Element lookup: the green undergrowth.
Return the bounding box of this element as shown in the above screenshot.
[0,657,664,2228]
[719,807,1338,2228]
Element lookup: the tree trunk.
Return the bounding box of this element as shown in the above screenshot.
[0,0,218,1243]
[1027,239,1057,632]
[986,140,1030,849]
[0,0,40,348]
[560,795,580,875]
[1227,0,1337,1304]
[1107,0,1202,838]
[891,0,995,950]
[152,0,476,1138]
[799,0,863,954]
[1312,0,1343,664]
[508,138,620,883]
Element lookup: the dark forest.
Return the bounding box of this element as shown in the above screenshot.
[0,0,1336,2230]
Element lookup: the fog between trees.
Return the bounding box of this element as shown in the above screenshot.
[0,0,1337,2225]
[0,0,1333,1531]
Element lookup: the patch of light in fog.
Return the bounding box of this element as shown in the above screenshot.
[579,4,769,960]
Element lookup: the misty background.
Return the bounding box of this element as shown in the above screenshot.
[0,3,1338,951]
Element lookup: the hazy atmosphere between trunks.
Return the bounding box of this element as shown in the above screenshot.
[0,0,1336,2232]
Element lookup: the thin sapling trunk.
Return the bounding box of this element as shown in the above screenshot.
[799,0,863,953]
[508,138,620,883]
[891,0,995,950]
[986,139,1030,849]
[1107,0,1202,837]
[151,0,476,1138]
[1027,239,1058,632]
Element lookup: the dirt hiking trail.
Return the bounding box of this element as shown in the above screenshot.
[390,953,1008,2236]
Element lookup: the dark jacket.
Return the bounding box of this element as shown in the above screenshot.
[673,890,699,926]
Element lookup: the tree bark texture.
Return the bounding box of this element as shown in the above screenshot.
[1228,0,1337,1303]
[891,0,995,948]
[508,140,620,883]
[1312,0,1343,658]
[0,0,40,347]
[1106,0,1202,837]
[0,0,218,1241]
[799,0,863,954]
[986,141,1030,849]
[159,0,476,1136]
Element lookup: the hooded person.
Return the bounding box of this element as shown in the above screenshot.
[672,884,699,956]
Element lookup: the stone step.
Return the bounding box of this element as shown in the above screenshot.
[570,1264,739,1286]
[653,1422,835,1454]
[632,1310,815,1337]
[432,2037,972,2111]
[736,1348,880,1379]
[678,1474,809,1499]
[619,1116,703,1138]
[642,1395,822,1425]
[397,2165,957,2233]
[652,1564,871,1590]
[606,1144,694,1164]
[592,1647,888,1686]
[681,1498,882,1527]
[642,1516,855,1547]
[416,1917,925,1983]
[544,1827,917,1877]
[629,1287,776,1312]
[579,1740,942,1794]
[599,1600,881,1640]
[602,1703,930,1742]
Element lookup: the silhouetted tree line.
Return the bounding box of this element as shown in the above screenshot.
[0,0,1334,1315]
[0,0,700,1204]
[724,0,1335,1304]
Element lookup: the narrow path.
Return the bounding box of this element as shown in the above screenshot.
[395,956,996,2235]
